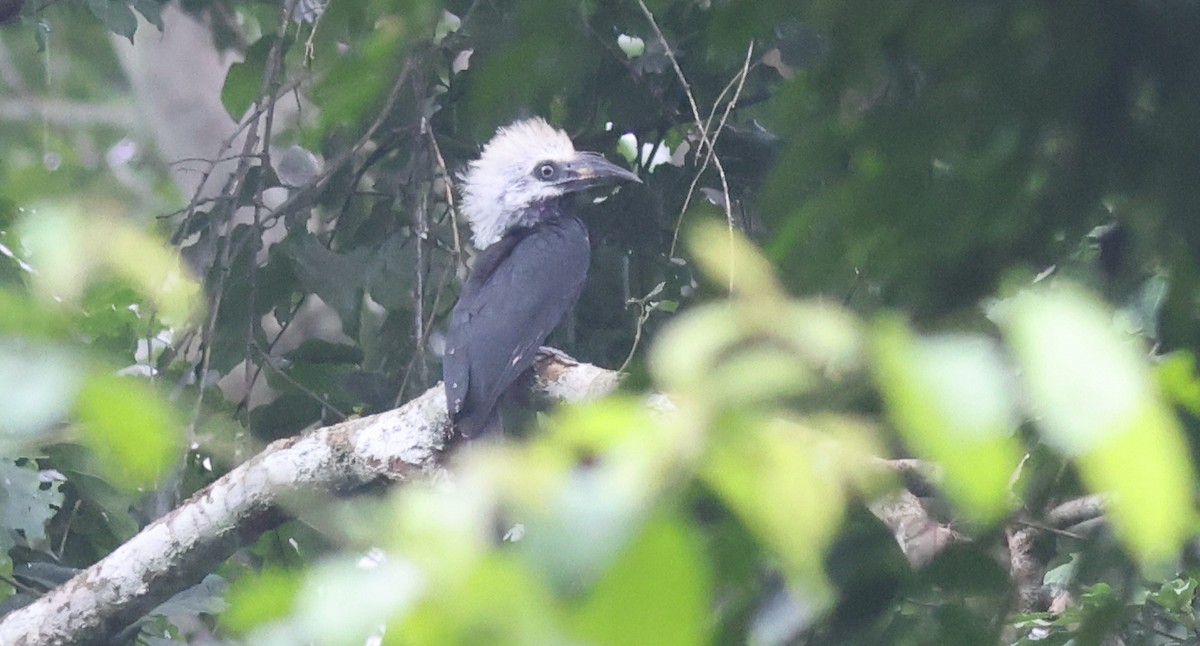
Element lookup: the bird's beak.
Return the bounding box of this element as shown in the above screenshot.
[560,152,642,193]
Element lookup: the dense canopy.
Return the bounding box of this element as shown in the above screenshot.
[0,0,1199,644]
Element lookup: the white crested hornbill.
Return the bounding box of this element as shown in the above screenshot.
[444,118,640,439]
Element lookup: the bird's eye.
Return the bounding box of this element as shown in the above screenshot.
[535,162,557,180]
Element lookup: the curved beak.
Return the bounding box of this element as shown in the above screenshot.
[559,152,642,193]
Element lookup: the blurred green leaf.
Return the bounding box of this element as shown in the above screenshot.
[310,13,413,132]
[704,415,879,595]
[506,400,682,592]
[222,35,277,120]
[999,283,1196,563]
[223,568,302,635]
[571,517,711,646]
[688,220,783,301]
[1156,351,1200,417]
[0,339,82,440]
[74,373,181,487]
[873,319,1022,522]
[399,555,560,646]
[19,206,200,328]
[291,557,422,646]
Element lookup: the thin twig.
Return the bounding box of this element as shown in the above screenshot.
[1010,519,1085,541]
[251,347,348,421]
[618,305,652,373]
[238,5,292,431]
[258,60,416,231]
[664,42,755,261]
[618,281,666,372]
[168,77,302,246]
[638,0,749,290]
[394,118,468,405]
[395,258,458,407]
[188,7,293,448]
[55,499,81,559]
[427,122,464,267]
[414,177,430,385]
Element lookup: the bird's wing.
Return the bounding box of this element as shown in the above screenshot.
[444,217,590,438]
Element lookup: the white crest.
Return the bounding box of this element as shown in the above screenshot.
[459,118,578,249]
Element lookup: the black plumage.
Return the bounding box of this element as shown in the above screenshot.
[442,117,639,439]
[444,207,589,438]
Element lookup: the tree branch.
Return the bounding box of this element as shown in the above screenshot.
[868,487,962,568]
[0,351,616,646]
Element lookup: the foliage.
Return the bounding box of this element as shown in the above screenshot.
[1,0,1200,644]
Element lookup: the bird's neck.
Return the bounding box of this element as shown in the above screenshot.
[514,197,569,227]
[472,198,574,250]
[498,197,571,237]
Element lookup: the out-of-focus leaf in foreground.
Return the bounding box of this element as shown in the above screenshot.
[873,320,1022,523]
[19,203,200,327]
[688,219,784,301]
[571,517,711,646]
[704,415,880,597]
[0,339,81,442]
[653,221,864,407]
[998,282,1195,564]
[74,372,182,488]
[652,221,881,597]
[223,568,303,636]
[497,399,686,591]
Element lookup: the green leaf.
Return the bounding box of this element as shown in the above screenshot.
[234,165,282,206]
[1147,577,1198,613]
[400,555,559,645]
[310,14,411,131]
[19,205,200,328]
[222,36,276,121]
[704,415,878,594]
[512,400,679,591]
[571,517,710,646]
[223,568,301,635]
[687,220,783,301]
[278,232,370,335]
[130,0,162,30]
[86,0,137,43]
[74,373,182,487]
[149,574,228,618]
[43,443,141,543]
[872,319,1023,523]
[1156,351,1200,417]
[249,393,323,441]
[999,283,1196,564]
[301,557,424,645]
[0,458,64,551]
[0,339,82,440]
[364,233,416,311]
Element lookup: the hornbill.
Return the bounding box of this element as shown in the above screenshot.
[444,118,640,439]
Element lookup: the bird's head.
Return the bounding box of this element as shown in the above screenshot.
[459,118,641,249]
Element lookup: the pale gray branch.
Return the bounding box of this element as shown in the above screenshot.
[868,488,963,568]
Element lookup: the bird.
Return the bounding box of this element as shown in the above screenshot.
[443,118,640,439]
